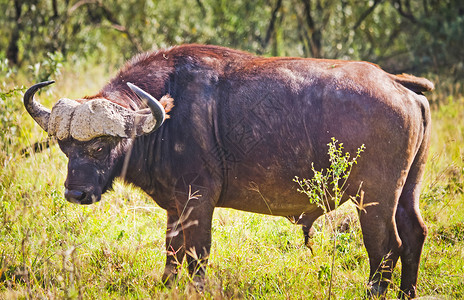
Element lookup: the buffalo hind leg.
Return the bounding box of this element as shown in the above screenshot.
[359,192,402,298]
[395,184,427,299]
[162,209,186,285]
[292,210,323,252]
[396,154,428,298]
[302,225,314,251]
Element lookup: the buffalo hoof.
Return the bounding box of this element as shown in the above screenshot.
[398,287,417,299]
[192,275,205,293]
[161,268,179,287]
[367,281,388,299]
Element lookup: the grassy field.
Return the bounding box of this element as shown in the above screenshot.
[1,67,463,299]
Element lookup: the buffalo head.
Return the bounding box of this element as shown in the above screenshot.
[23,81,168,204]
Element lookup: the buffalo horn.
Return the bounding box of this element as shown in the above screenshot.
[23,81,55,132]
[127,82,166,133]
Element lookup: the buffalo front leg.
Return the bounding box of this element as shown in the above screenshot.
[174,198,214,291]
[162,209,186,284]
[172,168,221,290]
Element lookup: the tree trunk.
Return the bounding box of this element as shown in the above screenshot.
[6,0,23,65]
[301,0,322,58]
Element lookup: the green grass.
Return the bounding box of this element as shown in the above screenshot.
[1,70,463,299]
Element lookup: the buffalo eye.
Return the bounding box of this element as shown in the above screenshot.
[89,145,107,159]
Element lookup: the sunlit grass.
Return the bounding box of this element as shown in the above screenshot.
[1,70,463,298]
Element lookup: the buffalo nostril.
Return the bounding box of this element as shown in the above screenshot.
[64,189,86,202]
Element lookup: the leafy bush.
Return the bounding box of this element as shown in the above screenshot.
[0,59,24,159]
[28,52,63,83]
[294,138,365,298]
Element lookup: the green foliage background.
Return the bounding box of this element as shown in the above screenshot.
[1,0,463,78]
[1,0,463,299]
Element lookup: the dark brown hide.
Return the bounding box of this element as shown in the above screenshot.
[30,45,432,298]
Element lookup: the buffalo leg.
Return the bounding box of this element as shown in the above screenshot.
[395,144,429,299]
[302,225,314,251]
[176,200,215,290]
[293,210,322,252]
[395,185,427,299]
[162,209,186,284]
[359,190,402,297]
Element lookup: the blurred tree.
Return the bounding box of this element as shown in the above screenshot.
[391,0,464,76]
[0,0,462,78]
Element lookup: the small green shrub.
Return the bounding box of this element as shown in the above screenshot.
[294,138,365,299]
[294,138,365,213]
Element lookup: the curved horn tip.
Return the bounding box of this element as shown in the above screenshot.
[126,82,136,89]
[23,80,55,133]
[126,82,156,101]
[31,80,55,89]
[126,82,166,132]
[24,80,55,99]
[126,82,162,109]
[126,82,141,95]
[41,80,55,85]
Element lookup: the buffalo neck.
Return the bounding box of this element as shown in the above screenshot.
[121,127,172,207]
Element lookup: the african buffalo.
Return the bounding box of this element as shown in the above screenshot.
[24,44,433,298]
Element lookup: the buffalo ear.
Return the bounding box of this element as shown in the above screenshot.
[158,94,174,119]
